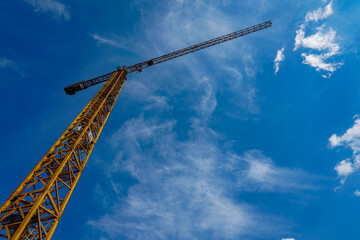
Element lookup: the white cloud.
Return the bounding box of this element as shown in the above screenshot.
[301,53,342,73]
[329,118,360,152]
[90,116,268,239]
[0,58,24,76]
[294,2,342,78]
[334,160,354,183]
[305,1,333,22]
[143,95,171,111]
[122,81,171,111]
[194,76,217,119]
[90,33,126,49]
[232,150,316,192]
[294,26,338,52]
[329,134,341,147]
[89,115,315,239]
[282,238,296,240]
[109,115,175,150]
[24,0,70,20]
[0,58,17,69]
[274,47,285,75]
[354,190,360,197]
[329,117,360,183]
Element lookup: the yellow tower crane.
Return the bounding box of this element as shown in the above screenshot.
[0,21,271,240]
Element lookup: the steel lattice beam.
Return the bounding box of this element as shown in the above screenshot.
[64,20,271,95]
[125,20,271,73]
[0,70,127,240]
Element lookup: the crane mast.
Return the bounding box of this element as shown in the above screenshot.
[0,21,271,239]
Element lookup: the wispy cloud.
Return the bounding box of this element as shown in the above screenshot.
[143,95,171,111]
[90,116,263,239]
[108,0,262,114]
[0,58,17,69]
[0,58,24,76]
[274,47,285,75]
[24,0,70,20]
[120,81,171,111]
[329,116,360,184]
[194,76,217,120]
[90,33,126,49]
[231,150,317,192]
[354,190,360,197]
[294,1,342,78]
[89,114,317,239]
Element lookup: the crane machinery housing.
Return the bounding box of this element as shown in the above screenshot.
[0,20,271,240]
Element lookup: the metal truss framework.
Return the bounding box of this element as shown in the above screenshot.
[64,20,272,95]
[124,20,272,74]
[0,70,126,240]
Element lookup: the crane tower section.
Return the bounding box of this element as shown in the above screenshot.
[0,71,126,239]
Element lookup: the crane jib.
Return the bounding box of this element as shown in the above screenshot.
[64,20,272,95]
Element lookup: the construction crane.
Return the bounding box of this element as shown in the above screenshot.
[0,20,271,240]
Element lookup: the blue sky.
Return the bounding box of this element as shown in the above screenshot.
[1,0,360,239]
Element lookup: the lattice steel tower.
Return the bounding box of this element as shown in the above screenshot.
[0,21,271,239]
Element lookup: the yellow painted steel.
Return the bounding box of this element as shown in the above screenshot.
[0,70,127,239]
